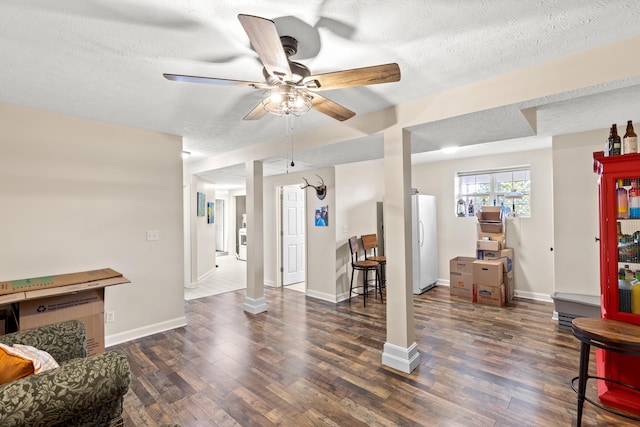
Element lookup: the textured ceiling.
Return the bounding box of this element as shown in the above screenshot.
[2,1,640,188]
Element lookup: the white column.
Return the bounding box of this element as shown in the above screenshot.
[244,160,267,314]
[381,128,420,373]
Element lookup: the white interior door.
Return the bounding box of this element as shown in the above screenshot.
[282,185,305,285]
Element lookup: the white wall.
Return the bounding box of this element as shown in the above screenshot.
[335,160,386,297]
[411,147,555,300]
[0,102,185,343]
[193,177,217,281]
[552,129,604,296]
[263,167,337,300]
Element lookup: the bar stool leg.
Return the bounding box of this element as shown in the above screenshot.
[363,270,368,307]
[576,341,591,427]
[377,267,384,302]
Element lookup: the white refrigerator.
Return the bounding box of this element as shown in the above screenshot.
[411,191,439,294]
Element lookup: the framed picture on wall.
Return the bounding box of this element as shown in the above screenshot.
[197,192,205,217]
[315,205,328,227]
[207,202,214,224]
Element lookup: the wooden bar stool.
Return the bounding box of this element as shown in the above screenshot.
[571,317,640,426]
[348,236,382,307]
[361,233,386,292]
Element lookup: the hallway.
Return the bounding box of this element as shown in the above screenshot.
[184,254,305,300]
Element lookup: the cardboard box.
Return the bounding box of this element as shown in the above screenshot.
[477,231,506,248]
[450,256,476,274]
[477,248,513,273]
[477,239,502,251]
[449,256,476,299]
[20,289,105,356]
[505,270,514,302]
[450,271,473,299]
[473,260,504,286]
[0,268,123,295]
[478,206,503,221]
[473,283,505,307]
[478,206,505,233]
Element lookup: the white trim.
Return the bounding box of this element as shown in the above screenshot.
[306,289,340,303]
[197,267,216,283]
[514,290,553,302]
[243,296,267,314]
[105,316,187,348]
[185,267,217,289]
[437,279,450,287]
[382,342,420,374]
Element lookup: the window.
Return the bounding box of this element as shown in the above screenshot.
[456,167,531,217]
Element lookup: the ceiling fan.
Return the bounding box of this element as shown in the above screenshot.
[163,14,401,122]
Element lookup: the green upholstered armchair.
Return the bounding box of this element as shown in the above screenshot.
[0,320,131,427]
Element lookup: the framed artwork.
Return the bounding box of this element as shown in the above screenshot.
[197,192,205,217]
[315,205,328,227]
[207,202,214,224]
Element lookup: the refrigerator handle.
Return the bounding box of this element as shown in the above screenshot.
[419,220,425,248]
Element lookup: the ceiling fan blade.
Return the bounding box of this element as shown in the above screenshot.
[243,102,268,121]
[238,14,292,81]
[163,73,271,89]
[303,63,401,91]
[310,93,355,121]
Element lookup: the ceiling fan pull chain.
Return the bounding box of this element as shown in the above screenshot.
[290,115,295,167]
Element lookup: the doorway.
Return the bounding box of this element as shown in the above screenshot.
[215,198,226,255]
[281,185,306,287]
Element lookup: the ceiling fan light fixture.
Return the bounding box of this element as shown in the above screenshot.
[262,84,312,117]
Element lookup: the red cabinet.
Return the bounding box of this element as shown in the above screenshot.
[592,151,640,415]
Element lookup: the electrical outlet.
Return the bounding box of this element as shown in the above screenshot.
[105,311,115,323]
[146,230,159,241]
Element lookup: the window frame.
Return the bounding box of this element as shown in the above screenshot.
[455,166,531,218]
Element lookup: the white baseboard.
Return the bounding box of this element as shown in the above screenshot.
[306,289,340,303]
[197,267,216,283]
[514,290,553,302]
[184,267,217,289]
[105,316,187,348]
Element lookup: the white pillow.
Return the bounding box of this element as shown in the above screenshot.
[0,343,59,374]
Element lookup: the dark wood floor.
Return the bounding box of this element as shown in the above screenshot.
[112,286,637,426]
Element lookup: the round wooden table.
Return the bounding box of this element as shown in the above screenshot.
[571,317,640,426]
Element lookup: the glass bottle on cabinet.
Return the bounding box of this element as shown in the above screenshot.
[592,151,640,416]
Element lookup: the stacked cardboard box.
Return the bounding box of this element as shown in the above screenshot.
[472,260,505,306]
[449,206,515,306]
[474,206,514,306]
[477,248,514,302]
[449,257,475,299]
